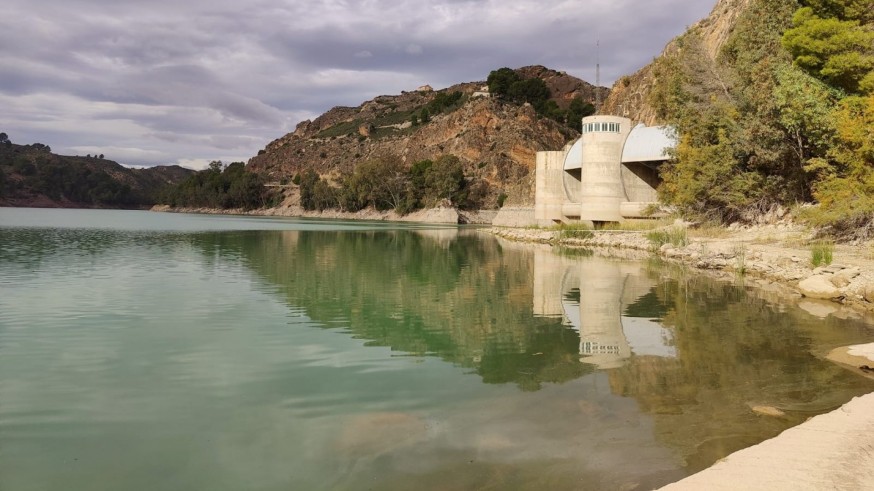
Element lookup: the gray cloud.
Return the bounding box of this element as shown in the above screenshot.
[0,0,714,168]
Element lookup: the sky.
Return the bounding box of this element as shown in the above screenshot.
[0,0,715,170]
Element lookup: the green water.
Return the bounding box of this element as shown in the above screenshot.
[1,208,872,491]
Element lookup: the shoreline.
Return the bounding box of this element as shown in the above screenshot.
[149,204,498,224]
[490,224,874,490]
[490,225,874,317]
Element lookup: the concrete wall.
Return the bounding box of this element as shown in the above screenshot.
[534,150,567,224]
[578,116,633,222]
[621,162,660,203]
[492,207,539,227]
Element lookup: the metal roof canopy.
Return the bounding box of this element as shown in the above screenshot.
[562,139,583,170]
[621,124,675,163]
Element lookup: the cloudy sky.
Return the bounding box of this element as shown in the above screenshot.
[1,0,714,169]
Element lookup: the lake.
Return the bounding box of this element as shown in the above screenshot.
[1,208,872,490]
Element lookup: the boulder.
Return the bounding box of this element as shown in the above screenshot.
[830,275,851,288]
[798,275,841,300]
[863,283,874,303]
[751,405,786,418]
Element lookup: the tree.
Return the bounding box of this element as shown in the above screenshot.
[339,156,409,212]
[801,0,874,22]
[424,155,468,207]
[0,132,8,143]
[299,169,320,210]
[773,64,840,181]
[782,7,874,93]
[565,97,596,131]
[487,68,520,98]
[427,91,463,114]
[420,108,431,123]
[506,78,550,109]
[208,160,224,173]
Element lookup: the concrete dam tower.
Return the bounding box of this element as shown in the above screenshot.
[578,116,632,223]
[535,115,675,225]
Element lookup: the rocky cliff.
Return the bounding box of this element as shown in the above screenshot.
[601,0,752,125]
[248,66,605,206]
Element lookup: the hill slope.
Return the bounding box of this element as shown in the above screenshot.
[602,0,874,234]
[248,66,606,207]
[601,0,751,124]
[0,141,194,208]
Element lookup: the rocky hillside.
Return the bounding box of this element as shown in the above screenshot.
[601,0,751,124]
[0,141,194,208]
[248,66,605,206]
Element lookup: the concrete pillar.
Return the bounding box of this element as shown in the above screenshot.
[578,116,632,222]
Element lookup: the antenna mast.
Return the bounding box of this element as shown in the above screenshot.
[595,40,602,113]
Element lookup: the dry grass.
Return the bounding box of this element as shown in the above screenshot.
[646,226,688,248]
[688,224,731,239]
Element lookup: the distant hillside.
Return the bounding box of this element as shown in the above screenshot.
[248,65,607,207]
[0,138,194,208]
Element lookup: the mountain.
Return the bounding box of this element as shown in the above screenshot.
[0,141,194,208]
[248,66,606,207]
[601,0,752,125]
[600,0,874,234]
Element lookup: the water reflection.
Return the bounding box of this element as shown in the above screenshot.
[527,243,874,471]
[192,228,874,471]
[533,252,676,368]
[194,228,592,392]
[2,212,874,491]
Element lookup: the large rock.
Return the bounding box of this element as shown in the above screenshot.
[798,275,841,300]
[830,274,851,288]
[863,283,874,303]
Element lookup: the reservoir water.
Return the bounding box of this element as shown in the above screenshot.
[1,208,873,490]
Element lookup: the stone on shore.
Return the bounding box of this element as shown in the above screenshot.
[798,275,841,300]
[751,405,786,418]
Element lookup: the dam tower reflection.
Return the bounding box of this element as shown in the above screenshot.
[533,249,676,368]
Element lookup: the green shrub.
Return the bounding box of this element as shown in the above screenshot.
[734,244,748,275]
[646,227,688,249]
[497,192,508,208]
[810,240,834,267]
[556,223,594,240]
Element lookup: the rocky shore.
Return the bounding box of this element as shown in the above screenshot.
[490,224,874,318]
[492,222,874,490]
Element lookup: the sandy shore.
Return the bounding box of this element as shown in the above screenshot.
[659,388,874,490]
[490,223,874,490]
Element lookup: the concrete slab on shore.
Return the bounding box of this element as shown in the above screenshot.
[661,390,874,490]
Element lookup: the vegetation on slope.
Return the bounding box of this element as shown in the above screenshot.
[650,0,874,237]
[0,134,192,208]
[159,161,278,210]
[298,154,487,214]
[487,67,596,131]
[249,66,602,210]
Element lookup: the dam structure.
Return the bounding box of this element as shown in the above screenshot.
[535,115,675,225]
